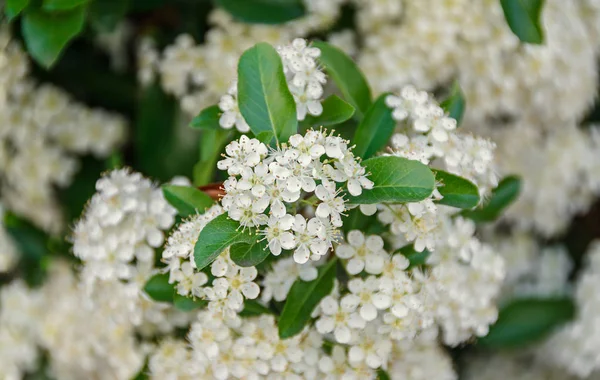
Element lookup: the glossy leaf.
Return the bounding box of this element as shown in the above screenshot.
[173,294,207,311]
[302,95,355,128]
[42,0,88,11]
[433,169,480,209]
[462,175,521,222]
[144,273,174,303]
[5,0,30,20]
[215,0,305,25]
[279,258,338,339]
[238,42,297,144]
[194,128,233,186]
[352,93,394,159]
[162,185,214,217]
[229,239,270,267]
[240,300,274,317]
[440,82,466,126]
[21,6,86,68]
[256,131,275,145]
[190,105,221,130]
[194,214,256,270]
[313,41,372,118]
[377,369,391,380]
[348,156,436,205]
[500,0,545,44]
[88,0,130,32]
[480,297,575,348]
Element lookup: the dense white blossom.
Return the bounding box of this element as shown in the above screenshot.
[73,169,177,286]
[219,131,372,264]
[0,28,125,232]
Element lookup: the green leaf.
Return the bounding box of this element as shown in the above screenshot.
[347,156,436,205]
[42,0,89,11]
[194,214,256,270]
[396,244,430,268]
[500,0,545,44]
[432,169,480,209]
[479,297,575,348]
[239,300,274,317]
[279,258,338,339]
[312,41,372,118]
[237,42,297,144]
[352,93,395,159]
[5,0,30,20]
[88,0,130,32]
[256,131,275,145]
[215,0,305,24]
[194,128,233,186]
[144,273,175,303]
[461,175,521,222]
[230,239,270,267]
[173,294,207,311]
[162,185,214,217]
[21,6,86,68]
[302,95,355,128]
[440,82,466,126]
[377,369,391,380]
[190,105,221,130]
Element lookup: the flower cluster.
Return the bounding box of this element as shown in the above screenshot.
[163,207,262,324]
[218,38,327,132]
[72,169,177,286]
[0,28,125,233]
[218,131,373,263]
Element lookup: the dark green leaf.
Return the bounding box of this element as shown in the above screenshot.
[5,0,30,20]
[21,6,86,68]
[190,105,222,130]
[195,128,233,186]
[500,0,545,44]
[42,0,89,11]
[240,300,274,317]
[173,294,207,311]
[461,175,521,222]
[377,369,391,380]
[88,0,130,32]
[440,82,466,126]
[194,214,256,270]
[230,238,270,267]
[279,258,337,339]
[479,297,575,348]
[302,95,355,128]
[396,244,430,268]
[432,169,480,209]
[144,273,175,303]
[312,41,372,118]
[348,156,436,205]
[352,93,394,159]
[162,185,214,217]
[238,43,297,144]
[215,0,305,24]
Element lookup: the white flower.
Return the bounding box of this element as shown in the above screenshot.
[261,257,318,302]
[335,230,386,275]
[345,276,390,321]
[218,81,250,133]
[315,295,366,344]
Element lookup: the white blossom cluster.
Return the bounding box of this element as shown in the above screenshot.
[540,241,600,378]
[218,131,373,263]
[163,206,262,324]
[0,28,126,233]
[0,261,188,380]
[491,122,600,236]
[330,218,505,348]
[72,169,177,286]
[356,0,600,127]
[148,308,457,379]
[221,38,326,133]
[138,4,344,115]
